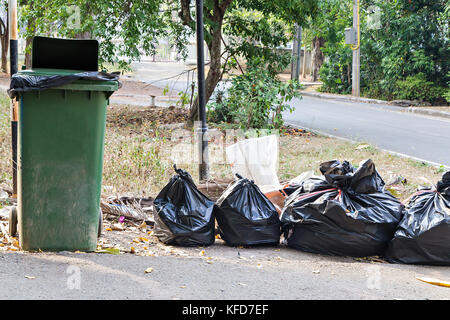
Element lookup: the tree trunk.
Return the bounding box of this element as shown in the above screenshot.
[301,46,307,79]
[0,34,8,73]
[24,37,33,69]
[0,15,8,73]
[189,23,223,121]
[178,0,233,122]
[311,36,325,82]
[75,31,92,39]
[1,38,7,73]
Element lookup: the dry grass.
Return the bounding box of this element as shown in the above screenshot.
[278,135,444,201]
[0,92,12,184]
[0,94,445,203]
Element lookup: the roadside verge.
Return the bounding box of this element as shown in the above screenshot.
[300,90,450,120]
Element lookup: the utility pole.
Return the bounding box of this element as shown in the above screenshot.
[291,24,302,81]
[9,0,18,198]
[352,0,360,97]
[195,0,209,181]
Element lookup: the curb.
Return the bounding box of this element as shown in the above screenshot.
[285,121,450,170]
[300,90,450,120]
[300,90,388,105]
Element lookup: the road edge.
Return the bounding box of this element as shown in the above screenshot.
[300,91,450,120]
[285,121,450,170]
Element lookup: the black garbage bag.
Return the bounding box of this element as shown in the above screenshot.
[153,165,216,246]
[8,71,121,100]
[385,172,450,265]
[280,159,404,257]
[215,174,281,246]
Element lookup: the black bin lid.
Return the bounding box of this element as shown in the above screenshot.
[31,36,99,71]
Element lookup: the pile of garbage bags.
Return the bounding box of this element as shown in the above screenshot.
[280,159,403,257]
[152,161,450,266]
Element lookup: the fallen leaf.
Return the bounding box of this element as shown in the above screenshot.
[144,267,153,274]
[416,277,450,288]
[139,222,147,230]
[95,247,120,255]
[111,223,125,231]
[105,227,113,232]
[130,247,136,254]
[139,237,149,243]
[199,250,205,256]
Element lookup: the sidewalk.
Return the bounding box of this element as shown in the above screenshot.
[300,90,450,120]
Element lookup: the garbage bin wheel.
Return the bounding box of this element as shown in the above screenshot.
[9,207,18,237]
[98,209,103,238]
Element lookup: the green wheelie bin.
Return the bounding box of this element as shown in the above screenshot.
[9,37,119,252]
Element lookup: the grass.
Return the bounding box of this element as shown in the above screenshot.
[0,92,12,184]
[0,93,445,202]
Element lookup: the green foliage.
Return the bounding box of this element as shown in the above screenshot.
[313,0,449,104]
[207,57,302,129]
[18,0,187,70]
[394,73,446,104]
[319,44,352,94]
[444,88,450,103]
[223,8,292,77]
[176,91,190,108]
[19,0,317,105]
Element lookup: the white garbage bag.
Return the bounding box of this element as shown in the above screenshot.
[225,135,281,192]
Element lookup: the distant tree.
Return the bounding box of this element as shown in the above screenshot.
[19,0,318,119]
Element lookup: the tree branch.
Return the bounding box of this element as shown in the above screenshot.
[219,0,233,15]
[179,0,194,27]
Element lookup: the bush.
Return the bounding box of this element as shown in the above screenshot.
[394,73,446,104]
[207,58,302,129]
[319,45,352,95]
[444,88,450,104]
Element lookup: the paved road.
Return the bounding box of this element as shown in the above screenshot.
[284,96,450,167]
[1,247,449,300]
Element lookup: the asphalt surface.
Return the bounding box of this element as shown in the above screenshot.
[284,96,450,167]
[1,246,449,300]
